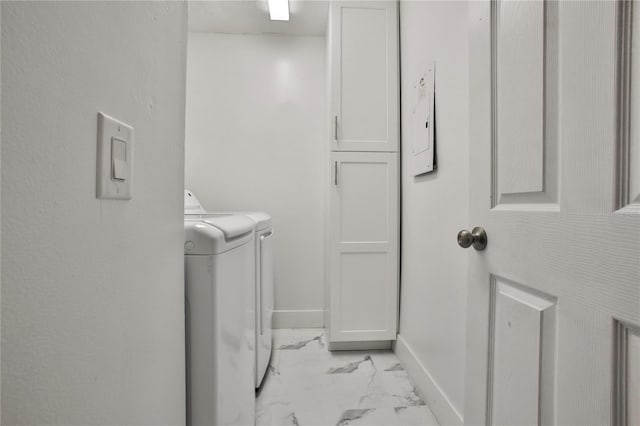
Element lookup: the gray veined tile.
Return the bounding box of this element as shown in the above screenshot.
[384,363,404,372]
[256,393,294,426]
[287,412,301,426]
[277,350,375,378]
[268,364,280,376]
[257,329,440,426]
[273,329,327,349]
[393,405,440,426]
[337,407,410,426]
[336,408,374,426]
[368,352,405,372]
[394,384,425,406]
[356,368,425,409]
[327,355,373,374]
[267,350,283,376]
[279,335,324,350]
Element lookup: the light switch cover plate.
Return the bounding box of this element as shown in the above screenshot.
[97,112,133,200]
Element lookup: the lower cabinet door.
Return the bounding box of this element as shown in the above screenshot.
[329,151,399,342]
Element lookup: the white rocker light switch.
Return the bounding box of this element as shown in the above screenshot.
[97,113,133,200]
[111,138,127,182]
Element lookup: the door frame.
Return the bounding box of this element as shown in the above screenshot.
[463,1,494,423]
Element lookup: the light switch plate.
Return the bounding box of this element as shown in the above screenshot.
[97,112,133,200]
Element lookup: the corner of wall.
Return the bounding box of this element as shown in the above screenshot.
[394,335,464,426]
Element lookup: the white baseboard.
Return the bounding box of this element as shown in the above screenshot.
[394,334,464,426]
[328,340,392,351]
[272,309,324,329]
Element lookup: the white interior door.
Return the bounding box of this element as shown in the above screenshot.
[465,1,640,425]
[329,152,399,343]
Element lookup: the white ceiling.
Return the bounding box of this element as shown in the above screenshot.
[188,1,329,36]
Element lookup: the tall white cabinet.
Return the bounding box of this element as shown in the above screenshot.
[326,1,399,347]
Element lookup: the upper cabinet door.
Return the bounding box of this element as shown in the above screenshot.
[330,1,399,152]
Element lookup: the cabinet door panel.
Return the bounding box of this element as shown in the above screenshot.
[340,252,388,331]
[330,1,399,152]
[340,161,389,242]
[329,152,399,342]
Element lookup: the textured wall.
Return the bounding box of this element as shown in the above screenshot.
[396,1,470,424]
[2,2,187,423]
[185,33,326,328]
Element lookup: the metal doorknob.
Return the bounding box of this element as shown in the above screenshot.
[457,227,488,251]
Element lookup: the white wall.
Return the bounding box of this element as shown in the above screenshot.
[185,33,326,328]
[2,3,187,424]
[394,2,469,425]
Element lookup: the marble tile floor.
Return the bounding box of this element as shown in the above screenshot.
[256,329,440,426]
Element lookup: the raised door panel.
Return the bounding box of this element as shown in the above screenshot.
[614,321,640,426]
[630,1,640,205]
[329,152,398,342]
[619,0,640,212]
[330,1,399,152]
[627,332,640,425]
[489,277,557,426]
[339,160,389,242]
[339,252,389,331]
[493,0,559,208]
[496,0,544,195]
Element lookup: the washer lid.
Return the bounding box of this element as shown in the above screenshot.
[237,212,272,231]
[184,189,207,215]
[184,216,255,255]
[201,216,255,240]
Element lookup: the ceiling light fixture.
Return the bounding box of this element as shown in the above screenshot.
[268,0,289,21]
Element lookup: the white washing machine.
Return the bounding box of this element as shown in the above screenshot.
[184,215,256,426]
[185,190,274,388]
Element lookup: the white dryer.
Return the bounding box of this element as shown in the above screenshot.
[241,212,274,388]
[184,215,256,426]
[185,190,274,388]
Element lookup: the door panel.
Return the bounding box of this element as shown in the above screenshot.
[494,0,559,208]
[330,1,399,152]
[489,277,557,426]
[629,0,640,205]
[496,0,544,196]
[465,1,640,425]
[340,161,389,242]
[620,0,640,210]
[341,7,387,144]
[614,321,640,426]
[339,252,389,331]
[627,331,640,425]
[329,152,398,342]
